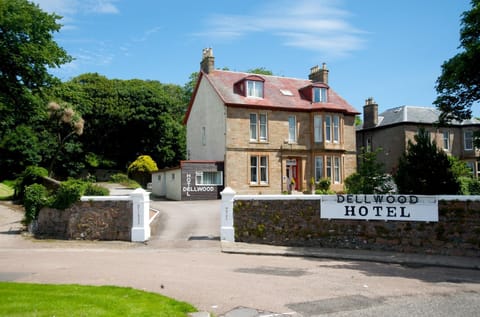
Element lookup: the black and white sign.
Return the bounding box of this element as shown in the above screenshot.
[321,194,438,222]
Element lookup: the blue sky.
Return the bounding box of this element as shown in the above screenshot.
[33,0,473,116]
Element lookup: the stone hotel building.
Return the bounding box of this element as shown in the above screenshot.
[183,48,360,194]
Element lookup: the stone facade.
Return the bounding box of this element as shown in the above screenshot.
[225,108,357,194]
[357,104,480,175]
[185,49,360,196]
[233,198,480,257]
[36,200,132,241]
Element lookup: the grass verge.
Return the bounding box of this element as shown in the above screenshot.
[0,282,197,317]
[0,182,14,200]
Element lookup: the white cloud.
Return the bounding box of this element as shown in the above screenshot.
[33,0,119,20]
[89,0,119,14]
[197,0,366,58]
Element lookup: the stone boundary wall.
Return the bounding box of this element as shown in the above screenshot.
[230,195,480,257]
[36,200,132,241]
[35,188,151,242]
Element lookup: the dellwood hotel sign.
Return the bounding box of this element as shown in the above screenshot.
[321,194,438,222]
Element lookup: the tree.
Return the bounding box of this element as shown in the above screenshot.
[344,148,394,194]
[46,101,84,177]
[0,0,72,133]
[247,67,273,75]
[434,0,480,122]
[394,128,460,194]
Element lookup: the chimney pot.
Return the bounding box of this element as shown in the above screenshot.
[200,48,215,74]
[309,63,329,84]
[363,97,378,128]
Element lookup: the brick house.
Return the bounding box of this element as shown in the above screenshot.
[357,98,480,176]
[183,48,359,194]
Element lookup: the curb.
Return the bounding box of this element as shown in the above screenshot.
[221,242,480,270]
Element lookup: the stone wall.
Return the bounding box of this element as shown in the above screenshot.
[233,198,480,257]
[36,200,132,241]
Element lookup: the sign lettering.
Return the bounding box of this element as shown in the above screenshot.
[321,195,438,222]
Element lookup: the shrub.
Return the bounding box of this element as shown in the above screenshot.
[127,155,158,188]
[315,178,335,194]
[14,166,48,202]
[109,173,141,188]
[23,184,49,225]
[50,179,88,210]
[459,176,480,195]
[84,183,109,196]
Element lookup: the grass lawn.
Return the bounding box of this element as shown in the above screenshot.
[0,182,14,200]
[0,282,197,317]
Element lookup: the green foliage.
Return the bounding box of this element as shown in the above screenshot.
[0,282,197,317]
[128,155,158,188]
[345,148,394,194]
[0,125,43,179]
[394,128,460,194]
[23,183,49,225]
[128,155,159,173]
[315,178,335,194]
[109,173,141,188]
[14,166,48,201]
[247,67,274,75]
[458,176,480,195]
[83,184,109,196]
[48,73,188,171]
[435,0,480,122]
[0,0,71,137]
[448,156,473,178]
[50,179,88,210]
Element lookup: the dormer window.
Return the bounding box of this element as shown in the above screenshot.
[299,83,329,103]
[313,87,327,103]
[247,80,263,98]
[234,75,265,99]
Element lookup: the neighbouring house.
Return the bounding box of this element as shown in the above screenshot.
[356,98,480,176]
[183,48,359,195]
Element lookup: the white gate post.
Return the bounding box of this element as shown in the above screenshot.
[220,187,236,242]
[130,188,151,242]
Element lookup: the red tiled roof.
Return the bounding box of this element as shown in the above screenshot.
[184,70,359,124]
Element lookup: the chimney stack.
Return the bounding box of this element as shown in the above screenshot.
[363,97,378,128]
[200,48,215,74]
[309,63,329,84]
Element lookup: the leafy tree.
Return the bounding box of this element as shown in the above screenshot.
[434,0,480,122]
[0,0,72,134]
[47,74,188,171]
[394,128,460,194]
[247,67,273,75]
[344,148,394,194]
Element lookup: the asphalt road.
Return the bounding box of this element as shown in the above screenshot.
[1,199,480,316]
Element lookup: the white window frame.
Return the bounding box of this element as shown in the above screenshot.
[315,156,324,181]
[443,131,450,151]
[195,171,223,186]
[333,115,340,143]
[325,116,331,142]
[465,130,474,150]
[326,156,332,179]
[250,113,268,142]
[313,87,327,103]
[246,80,263,98]
[314,115,323,143]
[288,115,297,143]
[334,156,341,184]
[250,113,257,141]
[250,155,269,185]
